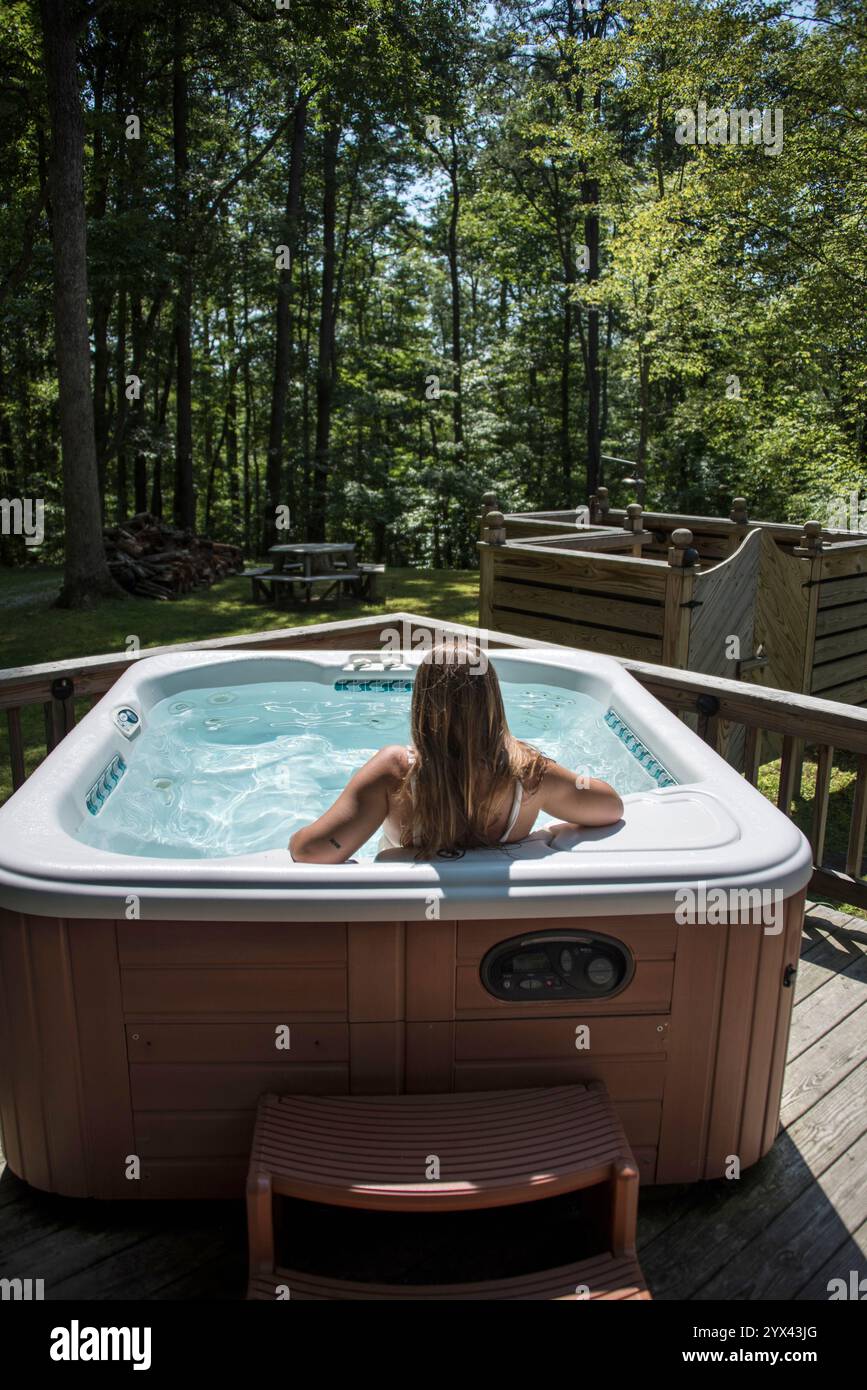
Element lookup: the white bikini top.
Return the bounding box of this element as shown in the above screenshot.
[379,747,524,851]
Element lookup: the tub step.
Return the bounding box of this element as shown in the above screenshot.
[249,1251,650,1301]
[246,1083,650,1300]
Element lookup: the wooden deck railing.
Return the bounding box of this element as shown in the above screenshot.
[1,611,865,911]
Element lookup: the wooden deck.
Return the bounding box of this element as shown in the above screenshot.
[1,902,864,1301]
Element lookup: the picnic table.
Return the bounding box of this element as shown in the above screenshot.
[246,542,384,606]
[271,542,357,577]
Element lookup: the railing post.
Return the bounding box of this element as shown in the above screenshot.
[695,693,720,752]
[589,486,610,525]
[478,511,506,629]
[663,529,697,668]
[728,497,749,553]
[625,503,644,557]
[479,491,499,541]
[810,744,834,865]
[6,708,26,790]
[667,527,699,570]
[793,521,825,694]
[793,520,824,557]
[846,754,867,879]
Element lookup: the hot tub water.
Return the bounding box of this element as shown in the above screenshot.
[76,678,662,860]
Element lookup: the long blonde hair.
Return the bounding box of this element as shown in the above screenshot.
[399,638,548,856]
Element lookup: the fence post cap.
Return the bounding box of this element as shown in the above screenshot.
[796,520,824,555]
[668,528,698,568]
[483,510,507,545]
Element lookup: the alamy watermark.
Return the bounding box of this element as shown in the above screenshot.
[675,881,784,935]
[379,620,489,674]
[827,490,867,531]
[1,1277,44,1300]
[675,101,783,157]
[49,1321,151,1370]
[0,497,44,547]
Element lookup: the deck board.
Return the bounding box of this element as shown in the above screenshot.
[0,903,864,1301]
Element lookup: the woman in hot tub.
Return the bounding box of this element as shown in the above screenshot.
[289,638,623,863]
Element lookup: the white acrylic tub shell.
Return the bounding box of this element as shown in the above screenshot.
[0,647,812,921]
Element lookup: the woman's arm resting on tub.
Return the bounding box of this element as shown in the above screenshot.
[289,745,406,864]
[536,760,623,827]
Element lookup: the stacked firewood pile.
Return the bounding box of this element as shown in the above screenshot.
[104,513,244,600]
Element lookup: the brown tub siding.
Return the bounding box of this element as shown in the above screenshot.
[0,895,806,1199]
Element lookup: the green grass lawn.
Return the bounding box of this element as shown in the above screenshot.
[0,564,480,671]
[1,563,862,920]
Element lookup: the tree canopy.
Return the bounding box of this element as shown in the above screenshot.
[1,0,864,585]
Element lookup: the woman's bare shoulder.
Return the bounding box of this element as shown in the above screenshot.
[361,744,411,785]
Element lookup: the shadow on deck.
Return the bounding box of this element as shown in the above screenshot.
[1,905,864,1301]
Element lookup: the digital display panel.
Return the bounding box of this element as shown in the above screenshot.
[511,951,549,973]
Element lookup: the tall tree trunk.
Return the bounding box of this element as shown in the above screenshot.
[39,0,120,606]
[265,96,308,548]
[446,128,463,460]
[226,305,240,539]
[560,273,573,501]
[0,341,17,564]
[635,344,650,507]
[309,123,339,543]
[151,346,175,518]
[600,304,613,483]
[582,74,603,499]
[115,289,128,521]
[241,245,252,552]
[92,294,111,509]
[90,35,111,514]
[171,2,195,530]
[131,297,148,513]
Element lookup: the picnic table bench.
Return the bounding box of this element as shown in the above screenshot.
[244,564,303,604]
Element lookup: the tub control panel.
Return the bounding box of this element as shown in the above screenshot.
[480,930,634,1002]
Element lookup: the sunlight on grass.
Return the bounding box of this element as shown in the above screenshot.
[759,751,865,921]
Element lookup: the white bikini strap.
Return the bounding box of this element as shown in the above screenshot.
[499,780,524,842]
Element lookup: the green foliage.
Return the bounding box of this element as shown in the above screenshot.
[1,0,864,583]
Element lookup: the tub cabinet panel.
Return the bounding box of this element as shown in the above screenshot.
[349,1021,405,1092]
[121,966,347,1017]
[347,922,404,1022]
[130,1062,347,1110]
[135,1110,254,1158]
[125,1021,348,1063]
[117,920,347,966]
[0,896,806,1199]
[453,1016,669,1058]
[137,1159,248,1200]
[453,1058,666,1100]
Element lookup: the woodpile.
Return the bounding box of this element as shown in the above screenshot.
[104,513,244,600]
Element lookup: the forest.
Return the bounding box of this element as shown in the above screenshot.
[0,0,864,605]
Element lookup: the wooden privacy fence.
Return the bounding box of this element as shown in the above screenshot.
[0,611,865,913]
[478,492,867,709]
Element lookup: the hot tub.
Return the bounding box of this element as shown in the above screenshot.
[0,646,811,1199]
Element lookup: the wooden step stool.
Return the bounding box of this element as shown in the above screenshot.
[246,1082,650,1301]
